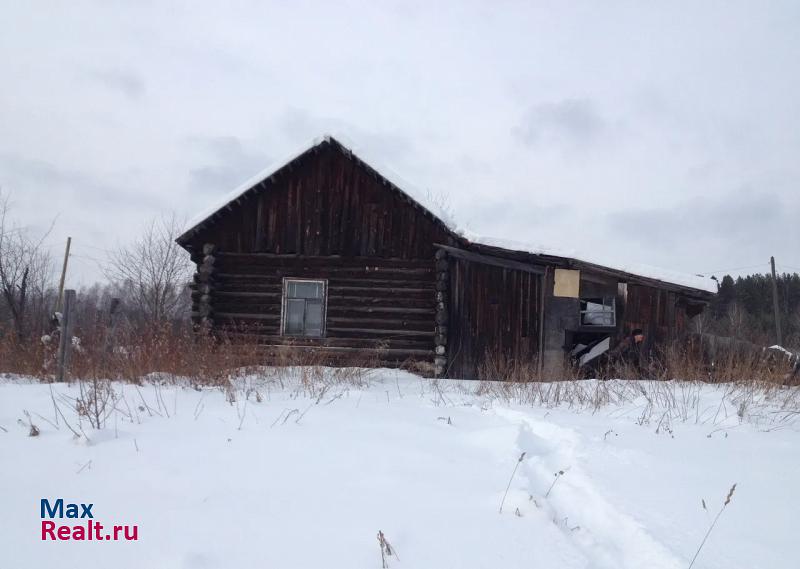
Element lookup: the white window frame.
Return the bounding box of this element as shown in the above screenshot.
[280,278,328,337]
[579,296,616,327]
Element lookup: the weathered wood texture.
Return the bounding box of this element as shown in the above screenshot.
[183,142,454,371]
[186,143,452,259]
[191,244,217,327]
[433,249,449,376]
[446,257,541,379]
[622,284,688,344]
[203,253,437,368]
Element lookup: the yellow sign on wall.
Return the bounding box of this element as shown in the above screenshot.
[554,269,580,298]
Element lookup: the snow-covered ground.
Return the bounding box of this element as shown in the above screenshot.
[0,371,797,569]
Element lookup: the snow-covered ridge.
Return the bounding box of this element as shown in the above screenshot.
[181,134,717,294]
[183,134,333,234]
[465,233,719,294]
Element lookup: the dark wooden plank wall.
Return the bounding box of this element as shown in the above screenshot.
[447,258,540,379]
[189,144,451,259]
[622,284,688,343]
[211,253,435,367]
[580,276,618,300]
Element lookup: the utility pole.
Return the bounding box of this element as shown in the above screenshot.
[55,236,72,313]
[770,256,783,346]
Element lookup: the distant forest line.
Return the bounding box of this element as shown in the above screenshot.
[704,273,800,348]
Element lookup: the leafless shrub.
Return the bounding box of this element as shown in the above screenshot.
[76,378,116,429]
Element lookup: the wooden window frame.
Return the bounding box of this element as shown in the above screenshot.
[280,278,328,337]
[579,296,616,327]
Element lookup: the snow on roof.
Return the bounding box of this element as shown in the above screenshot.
[183,135,329,235]
[465,233,719,294]
[181,134,717,295]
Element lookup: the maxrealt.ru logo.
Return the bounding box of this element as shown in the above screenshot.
[40,498,139,541]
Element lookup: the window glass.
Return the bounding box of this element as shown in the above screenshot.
[285,298,306,334]
[304,302,324,336]
[283,279,326,336]
[581,297,615,326]
[288,281,322,299]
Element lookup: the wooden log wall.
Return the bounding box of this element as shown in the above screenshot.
[181,141,457,373]
[205,252,437,369]
[433,249,449,376]
[446,258,541,379]
[190,243,217,328]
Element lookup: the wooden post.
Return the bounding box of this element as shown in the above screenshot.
[537,267,548,376]
[770,256,783,346]
[55,237,72,313]
[56,289,76,382]
[434,248,449,377]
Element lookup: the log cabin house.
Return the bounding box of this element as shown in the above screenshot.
[177,136,716,379]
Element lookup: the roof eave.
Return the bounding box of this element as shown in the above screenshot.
[466,241,716,299]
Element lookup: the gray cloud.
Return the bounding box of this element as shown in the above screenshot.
[515,99,607,147]
[82,68,146,100]
[604,190,800,276]
[1,153,95,190]
[276,108,415,163]
[0,153,159,210]
[470,200,572,232]
[187,136,269,194]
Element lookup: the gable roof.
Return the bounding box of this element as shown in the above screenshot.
[177,134,455,246]
[178,134,717,296]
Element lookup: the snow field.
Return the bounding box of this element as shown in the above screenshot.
[0,371,797,569]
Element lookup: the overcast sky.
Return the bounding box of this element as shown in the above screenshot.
[2,1,799,285]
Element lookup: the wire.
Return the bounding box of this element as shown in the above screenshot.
[73,243,114,254]
[700,263,769,275]
[69,253,106,266]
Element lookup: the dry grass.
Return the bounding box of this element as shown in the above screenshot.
[468,375,800,431]
[474,338,795,386]
[689,483,737,569]
[3,315,795,387]
[0,321,386,394]
[477,350,543,383]
[461,339,799,427]
[1,326,797,427]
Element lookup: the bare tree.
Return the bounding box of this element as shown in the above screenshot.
[104,214,192,323]
[726,302,746,339]
[0,191,54,339]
